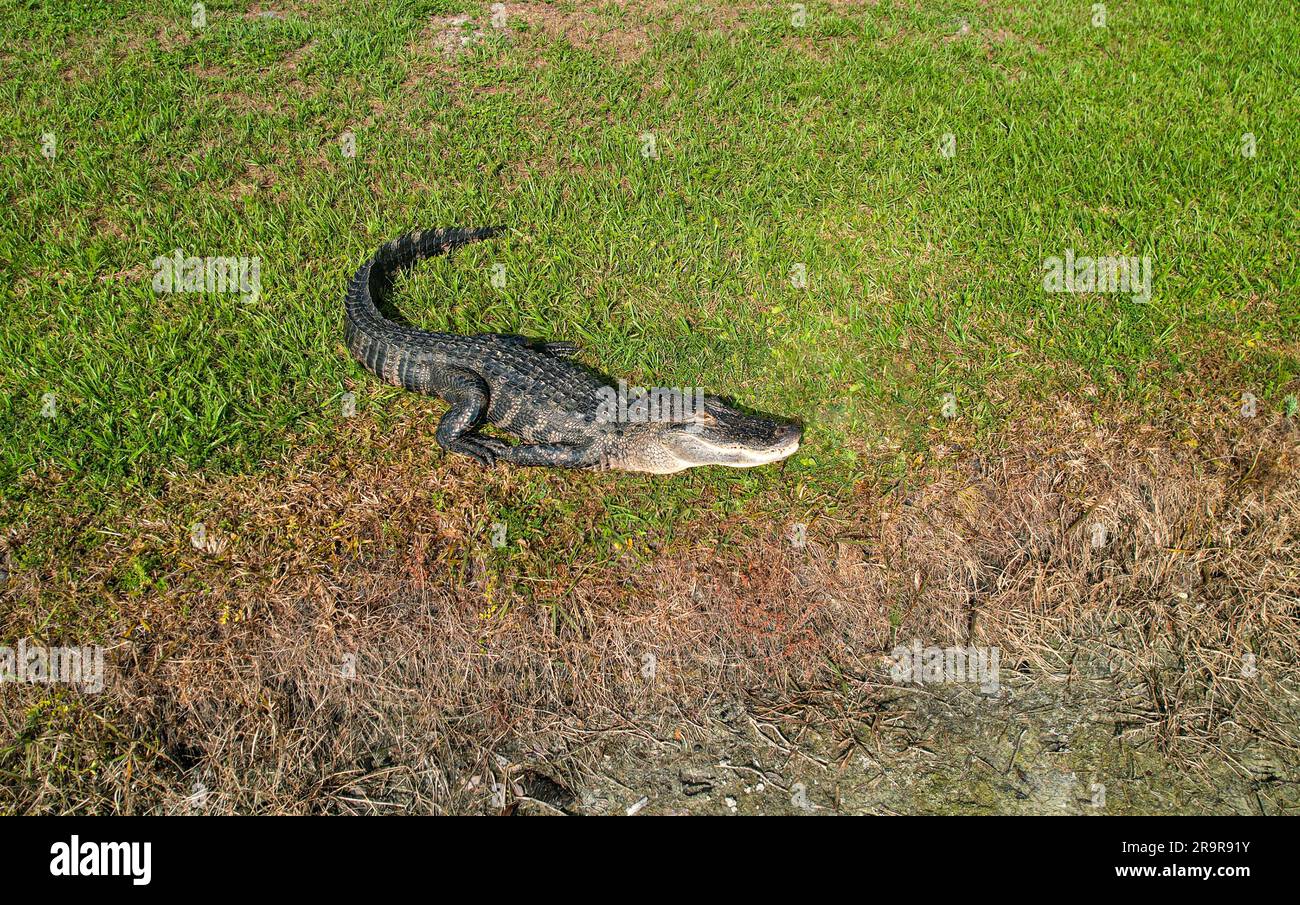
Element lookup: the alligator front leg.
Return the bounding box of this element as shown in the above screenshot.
[540,341,581,358]
[494,442,603,469]
[432,369,507,466]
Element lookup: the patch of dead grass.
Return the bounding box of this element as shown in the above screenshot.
[2,393,1297,812]
[509,2,652,63]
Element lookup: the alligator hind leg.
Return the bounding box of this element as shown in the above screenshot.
[433,370,507,466]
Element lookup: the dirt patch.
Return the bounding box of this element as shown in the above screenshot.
[2,396,1297,813]
[401,1,878,80]
[229,162,279,201]
[509,2,652,63]
[401,15,484,89]
[942,17,1046,55]
[281,39,318,70]
[413,1,770,70]
[185,62,229,80]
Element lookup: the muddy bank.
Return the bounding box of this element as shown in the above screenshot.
[554,662,1298,816]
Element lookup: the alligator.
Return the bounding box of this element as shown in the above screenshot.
[344,227,801,473]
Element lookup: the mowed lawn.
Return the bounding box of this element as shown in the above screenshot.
[1,0,1297,586]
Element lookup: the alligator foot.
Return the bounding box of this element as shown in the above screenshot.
[541,341,581,358]
[449,435,510,467]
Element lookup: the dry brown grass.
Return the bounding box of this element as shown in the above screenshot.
[2,398,1297,812]
[401,0,785,74]
[507,1,659,63]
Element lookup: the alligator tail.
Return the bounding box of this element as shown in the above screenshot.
[344,226,503,390]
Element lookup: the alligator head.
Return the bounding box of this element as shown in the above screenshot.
[605,395,802,474]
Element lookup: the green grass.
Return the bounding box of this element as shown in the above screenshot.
[1,0,1296,514]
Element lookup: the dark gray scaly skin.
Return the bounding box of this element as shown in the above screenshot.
[345,228,801,473]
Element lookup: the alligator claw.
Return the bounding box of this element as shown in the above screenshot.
[458,436,510,467]
[542,341,580,358]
